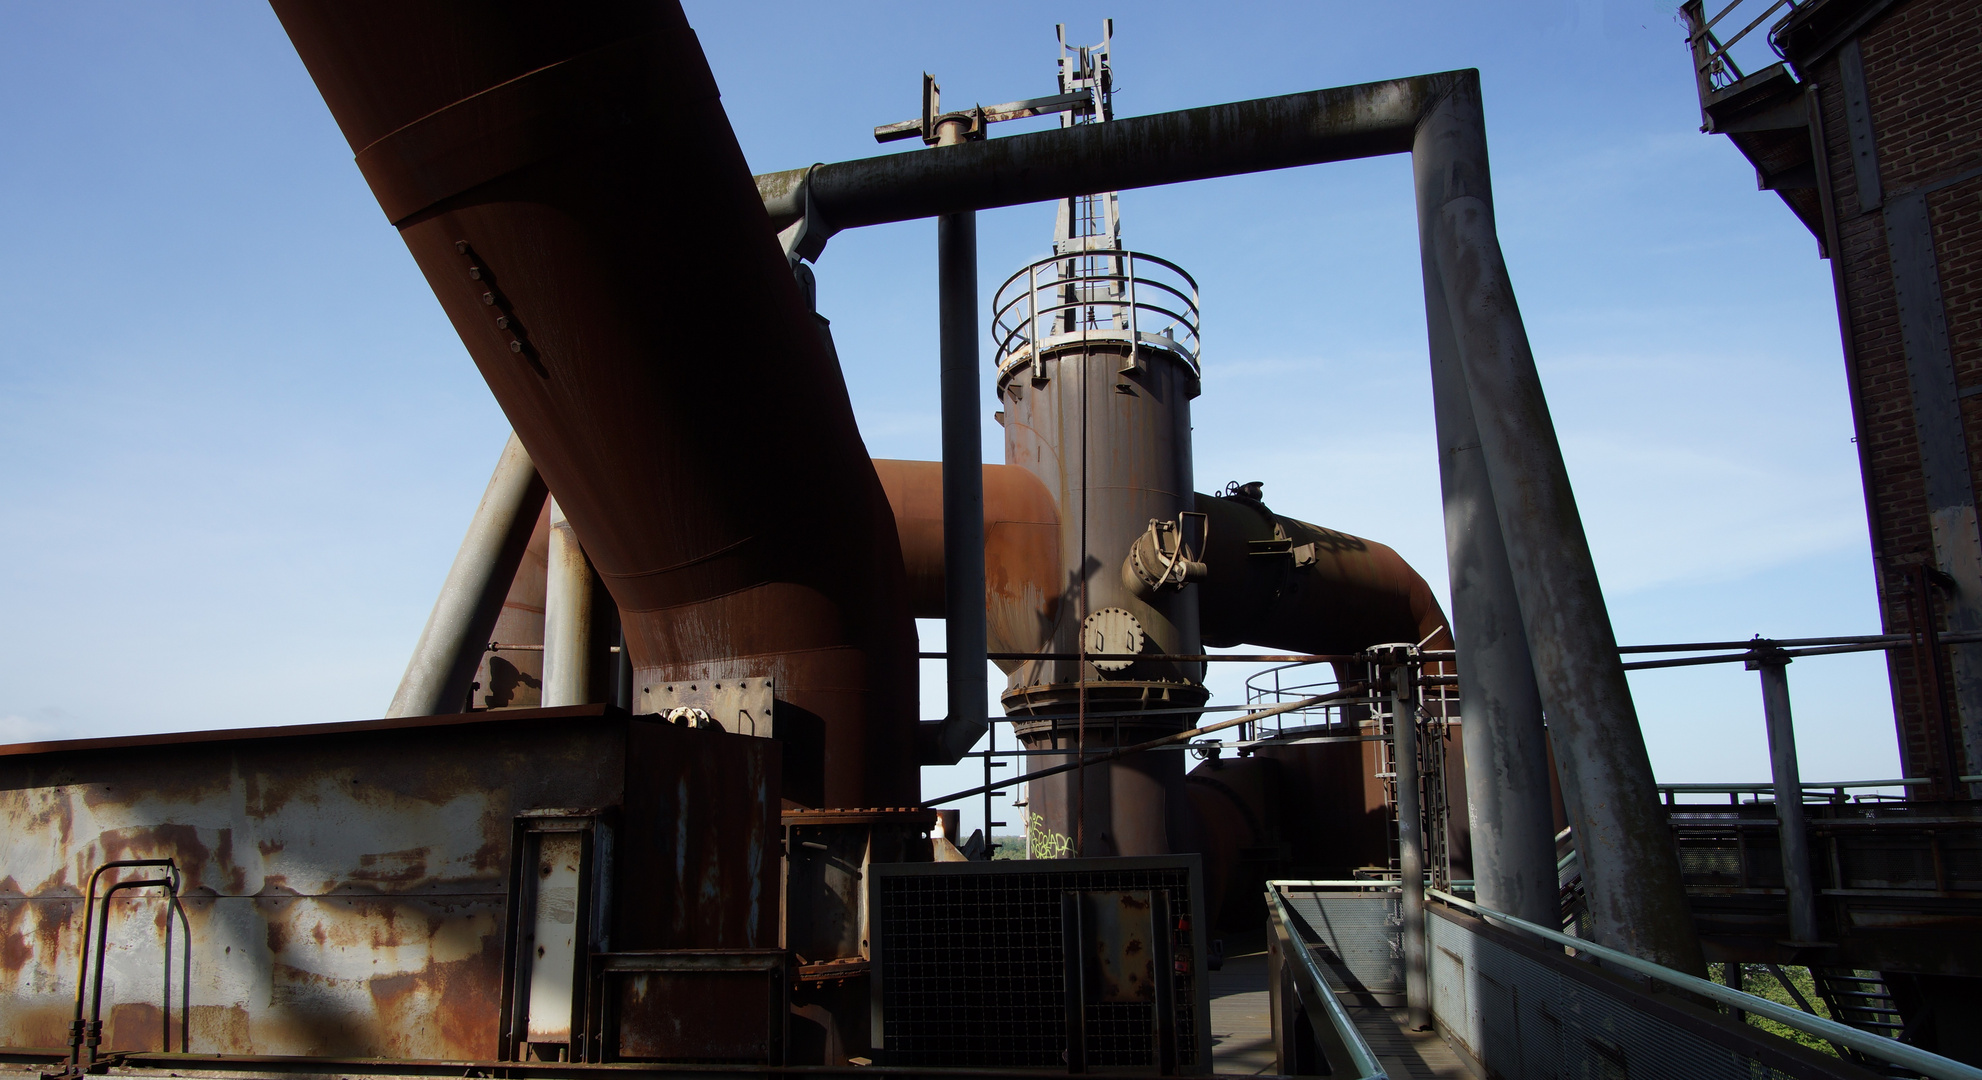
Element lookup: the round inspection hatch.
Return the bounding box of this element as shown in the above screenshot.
[1080,607,1146,672]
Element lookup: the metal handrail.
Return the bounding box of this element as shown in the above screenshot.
[991,247,1201,378]
[1686,0,1797,90]
[1426,889,1982,1080]
[1266,886,1388,1080]
[1660,776,1982,798]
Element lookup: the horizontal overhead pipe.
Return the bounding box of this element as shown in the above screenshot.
[275,0,922,807]
[757,74,1456,232]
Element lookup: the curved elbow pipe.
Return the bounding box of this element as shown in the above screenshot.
[1194,492,1451,654]
[274,2,922,807]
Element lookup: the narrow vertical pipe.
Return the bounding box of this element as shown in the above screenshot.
[1413,75,1707,975]
[1391,655,1430,1031]
[1754,649,1819,943]
[919,208,989,764]
[613,626,633,712]
[1421,221,1561,928]
[543,497,597,708]
[388,433,549,717]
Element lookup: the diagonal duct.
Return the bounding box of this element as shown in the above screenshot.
[270,0,920,808]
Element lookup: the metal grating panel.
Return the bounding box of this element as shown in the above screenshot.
[1427,907,1865,1080]
[870,858,1205,1071]
[1284,890,1404,998]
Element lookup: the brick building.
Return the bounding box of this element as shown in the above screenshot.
[1684,0,1982,793]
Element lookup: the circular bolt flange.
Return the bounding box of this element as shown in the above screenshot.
[1081,607,1146,672]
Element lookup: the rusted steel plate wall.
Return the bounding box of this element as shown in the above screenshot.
[618,723,780,951]
[0,708,626,1059]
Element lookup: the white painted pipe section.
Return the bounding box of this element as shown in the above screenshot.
[541,497,596,708]
[388,433,547,718]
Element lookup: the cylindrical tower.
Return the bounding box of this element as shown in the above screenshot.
[991,175,1207,854]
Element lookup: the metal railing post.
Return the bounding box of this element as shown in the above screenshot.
[1390,650,1431,1030]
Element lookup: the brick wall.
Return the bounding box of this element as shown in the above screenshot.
[1814,0,1982,781]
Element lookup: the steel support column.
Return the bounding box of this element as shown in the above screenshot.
[387,432,548,718]
[1753,649,1819,944]
[1413,78,1707,975]
[1390,655,1430,1030]
[1420,201,1561,929]
[542,497,597,708]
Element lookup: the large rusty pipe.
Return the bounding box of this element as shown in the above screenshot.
[1422,230,1559,928]
[1194,494,1451,654]
[387,432,547,718]
[275,2,921,807]
[1414,77,1705,973]
[873,459,1061,663]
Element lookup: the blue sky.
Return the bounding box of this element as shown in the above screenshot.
[0,2,1890,835]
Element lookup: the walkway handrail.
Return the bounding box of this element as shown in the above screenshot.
[1660,776,1982,797]
[1267,886,1388,1080]
[1426,889,1982,1080]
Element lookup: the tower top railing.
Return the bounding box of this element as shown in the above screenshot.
[991,246,1200,382]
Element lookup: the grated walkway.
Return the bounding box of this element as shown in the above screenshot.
[1208,950,1278,1075]
[1208,950,1472,1078]
[1347,1006,1473,1079]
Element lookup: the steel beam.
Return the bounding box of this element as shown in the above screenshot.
[758,76,1453,233]
[1390,656,1430,1030]
[1753,651,1820,944]
[1885,189,1982,794]
[387,433,548,718]
[1414,78,1707,975]
[1420,225,1560,929]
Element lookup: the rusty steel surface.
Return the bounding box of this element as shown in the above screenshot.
[1081,890,1158,1003]
[1194,493,1452,655]
[0,709,779,1061]
[269,1,920,810]
[999,339,1205,718]
[594,950,788,1064]
[0,707,620,1058]
[871,459,1061,664]
[618,723,780,953]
